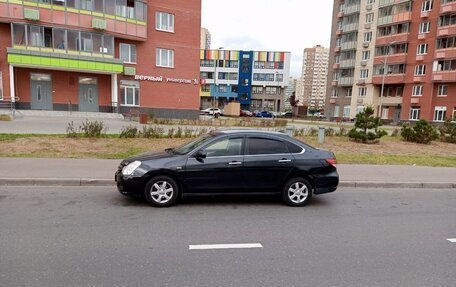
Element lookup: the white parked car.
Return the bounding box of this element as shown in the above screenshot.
[200,108,223,115]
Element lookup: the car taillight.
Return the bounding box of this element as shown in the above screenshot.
[326,158,337,168]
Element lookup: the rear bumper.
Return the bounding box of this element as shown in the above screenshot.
[313,170,339,195]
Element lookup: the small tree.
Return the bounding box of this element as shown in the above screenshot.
[348,106,387,143]
[289,92,300,116]
[440,119,456,144]
[401,119,438,144]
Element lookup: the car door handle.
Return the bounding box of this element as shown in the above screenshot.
[278,159,291,163]
[228,161,243,165]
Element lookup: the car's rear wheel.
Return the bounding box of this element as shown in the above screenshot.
[282,178,312,207]
[144,176,179,207]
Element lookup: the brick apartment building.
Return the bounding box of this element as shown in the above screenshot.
[326,0,456,123]
[0,0,201,119]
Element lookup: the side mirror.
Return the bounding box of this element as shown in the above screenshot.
[195,150,207,160]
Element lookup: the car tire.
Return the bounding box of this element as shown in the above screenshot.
[144,176,179,207]
[282,178,312,207]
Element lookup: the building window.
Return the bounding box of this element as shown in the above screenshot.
[364,31,372,42]
[437,85,448,96]
[252,86,264,94]
[396,86,403,97]
[265,87,279,95]
[359,87,367,97]
[200,60,214,67]
[362,51,370,60]
[360,69,369,79]
[334,106,340,117]
[367,0,375,4]
[412,85,423,96]
[120,82,140,106]
[200,72,213,80]
[410,107,420,120]
[218,85,228,93]
[331,89,338,98]
[414,65,426,76]
[346,88,352,97]
[421,0,433,12]
[156,48,174,68]
[366,13,374,23]
[120,43,136,63]
[155,12,174,32]
[356,106,364,114]
[201,84,210,92]
[343,105,350,117]
[419,22,431,34]
[276,73,283,82]
[434,106,447,122]
[416,44,428,55]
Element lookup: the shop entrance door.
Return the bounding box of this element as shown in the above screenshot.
[30,73,52,110]
[79,77,99,112]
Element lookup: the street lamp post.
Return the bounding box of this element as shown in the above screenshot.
[378,42,396,118]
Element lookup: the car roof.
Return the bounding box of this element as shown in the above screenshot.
[214,129,288,137]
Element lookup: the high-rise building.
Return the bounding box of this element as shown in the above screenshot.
[201,27,211,50]
[1,0,202,119]
[200,49,291,112]
[326,0,456,123]
[300,45,329,113]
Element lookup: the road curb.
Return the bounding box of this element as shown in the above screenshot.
[0,178,455,188]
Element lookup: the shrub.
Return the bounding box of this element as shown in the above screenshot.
[336,126,348,136]
[142,125,164,138]
[391,128,400,137]
[66,121,78,138]
[175,127,183,138]
[184,128,193,138]
[348,106,387,143]
[439,119,456,144]
[401,120,438,144]
[80,119,106,137]
[167,128,175,138]
[120,126,139,138]
[325,127,335,137]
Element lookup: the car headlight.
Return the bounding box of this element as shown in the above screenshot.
[122,161,141,176]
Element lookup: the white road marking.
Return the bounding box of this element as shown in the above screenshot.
[189,243,263,250]
[447,238,456,243]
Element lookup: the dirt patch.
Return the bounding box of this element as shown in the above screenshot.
[1,136,455,165]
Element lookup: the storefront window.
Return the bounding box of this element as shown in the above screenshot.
[120,81,140,106]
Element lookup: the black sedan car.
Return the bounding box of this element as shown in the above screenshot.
[115,130,339,207]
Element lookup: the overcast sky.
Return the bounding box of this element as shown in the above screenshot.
[201,0,334,78]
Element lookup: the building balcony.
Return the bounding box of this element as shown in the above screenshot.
[7,47,124,74]
[381,96,403,106]
[329,98,337,104]
[342,22,359,33]
[373,53,407,65]
[0,1,147,40]
[410,97,420,105]
[331,80,338,86]
[375,33,409,46]
[372,74,405,85]
[341,41,357,50]
[435,48,456,59]
[441,1,456,14]
[336,29,343,36]
[337,11,344,18]
[379,0,411,8]
[339,59,356,68]
[334,46,342,53]
[437,25,456,37]
[432,71,456,82]
[338,77,354,86]
[333,63,340,69]
[344,4,360,14]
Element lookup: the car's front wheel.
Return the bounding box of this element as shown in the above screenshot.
[144,176,179,207]
[282,178,312,207]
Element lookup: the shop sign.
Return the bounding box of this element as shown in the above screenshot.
[135,75,199,85]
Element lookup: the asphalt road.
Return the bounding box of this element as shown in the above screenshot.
[1,186,455,287]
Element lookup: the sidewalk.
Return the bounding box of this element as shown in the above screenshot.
[0,158,455,188]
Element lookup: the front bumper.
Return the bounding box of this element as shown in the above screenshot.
[115,172,147,197]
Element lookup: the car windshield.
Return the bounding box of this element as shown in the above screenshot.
[170,132,217,155]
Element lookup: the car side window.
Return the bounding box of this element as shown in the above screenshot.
[246,137,288,155]
[203,138,243,157]
[285,141,304,153]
